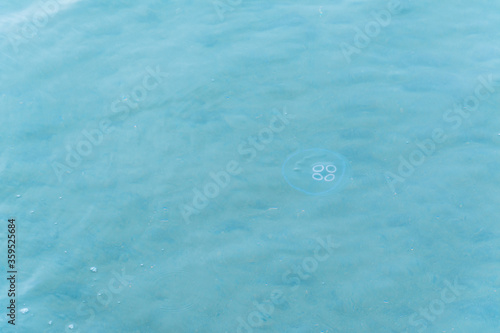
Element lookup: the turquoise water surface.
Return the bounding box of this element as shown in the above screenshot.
[1,0,499,332]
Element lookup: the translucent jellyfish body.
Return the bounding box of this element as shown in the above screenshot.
[282,148,350,195]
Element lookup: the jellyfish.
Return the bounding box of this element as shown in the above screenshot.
[282,148,350,195]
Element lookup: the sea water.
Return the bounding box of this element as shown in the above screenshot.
[0,0,499,332]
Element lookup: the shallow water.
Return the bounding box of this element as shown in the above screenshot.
[1,0,499,332]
